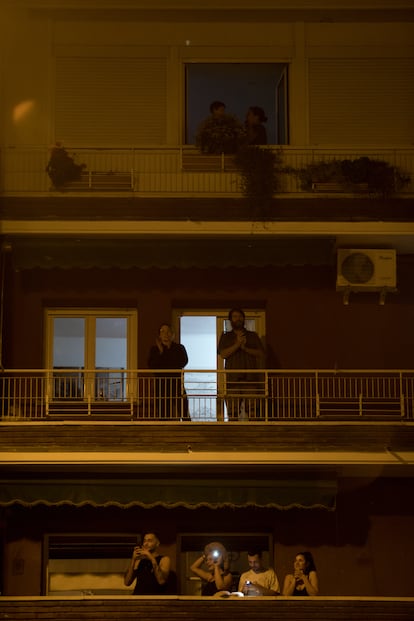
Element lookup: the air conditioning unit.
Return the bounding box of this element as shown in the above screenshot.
[336,249,397,289]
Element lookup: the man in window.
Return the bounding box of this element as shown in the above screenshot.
[238,549,279,596]
[124,532,171,595]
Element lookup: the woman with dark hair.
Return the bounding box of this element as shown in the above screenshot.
[245,106,268,145]
[190,541,233,596]
[282,551,319,596]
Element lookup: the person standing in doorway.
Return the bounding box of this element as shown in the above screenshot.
[218,308,265,421]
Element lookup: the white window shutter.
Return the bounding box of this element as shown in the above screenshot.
[55,57,167,146]
[309,58,414,145]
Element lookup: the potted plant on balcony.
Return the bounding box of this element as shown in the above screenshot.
[46,142,86,189]
[195,113,246,155]
[297,156,411,197]
[234,145,282,217]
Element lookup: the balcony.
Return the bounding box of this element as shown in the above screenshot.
[1,368,413,512]
[1,595,414,621]
[1,368,413,423]
[2,145,414,199]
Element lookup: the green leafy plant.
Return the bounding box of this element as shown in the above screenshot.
[297,156,410,197]
[195,113,246,154]
[46,143,86,189]
[234,146,282,217]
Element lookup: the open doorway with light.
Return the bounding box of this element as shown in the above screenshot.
[173,309,265,422]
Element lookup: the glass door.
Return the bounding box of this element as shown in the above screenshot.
[45,310,137,403]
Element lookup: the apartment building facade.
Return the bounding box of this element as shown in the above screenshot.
[0,0,414,611]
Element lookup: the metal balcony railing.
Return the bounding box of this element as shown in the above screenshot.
[0,369,413,422]
[1,145,413,196]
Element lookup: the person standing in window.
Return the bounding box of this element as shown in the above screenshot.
[209,100,226,118]
[218,308,265,421]
[282,551,319,596]
[238,548,280,596]
[245,106,268,145]
[190,541,233,596]
[124,532,171,595]
[196,101,244,154]
[148,323,190,420]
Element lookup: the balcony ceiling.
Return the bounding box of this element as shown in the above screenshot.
[7,236,336,269]
[3,196,414,257]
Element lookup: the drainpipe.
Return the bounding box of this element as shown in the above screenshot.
[0,241,12,370]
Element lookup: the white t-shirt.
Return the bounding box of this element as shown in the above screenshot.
[238,567,280,595]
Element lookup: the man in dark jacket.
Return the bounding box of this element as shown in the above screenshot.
[218,308,265,421]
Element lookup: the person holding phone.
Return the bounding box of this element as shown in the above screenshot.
[190,541,233,595]
[238,549,279,596]
[124,531,171,595]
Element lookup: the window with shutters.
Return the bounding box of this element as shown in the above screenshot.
[54,57,167,145]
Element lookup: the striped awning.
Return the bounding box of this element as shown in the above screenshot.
[0,476,337,510]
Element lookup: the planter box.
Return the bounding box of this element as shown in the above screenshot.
[182,153,237,172]
[63,171,133,191]
[312,182,369,193]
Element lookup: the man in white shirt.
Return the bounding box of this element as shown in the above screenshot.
[238,549,279,596]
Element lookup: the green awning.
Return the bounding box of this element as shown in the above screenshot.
[0,477,337,510]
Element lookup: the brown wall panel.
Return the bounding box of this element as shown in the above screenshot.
[4,263,414,370]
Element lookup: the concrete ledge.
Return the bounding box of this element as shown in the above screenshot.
[1,595,413,621]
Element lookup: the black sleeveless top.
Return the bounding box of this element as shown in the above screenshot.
[293,582,309,596]
[201,579,220,596]
[133,555,166,595]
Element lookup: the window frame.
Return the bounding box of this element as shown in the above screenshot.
[44,308,138,403]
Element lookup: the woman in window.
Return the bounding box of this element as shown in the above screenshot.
[190,541,233,595]
[245,106,268,145]
[148,323,190,420]
[282,551,319,596]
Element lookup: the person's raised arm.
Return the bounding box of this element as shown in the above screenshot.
[212,563,232,591]
[241,332,264,359]
[124,546,141,586]
[282,573,296,596]
[190,555,212,582]
[138,546,170,585]
[218,333,244,359]
[153,554,171,585]
[301,570,319,595]
[148,344,163,368]
[179,344,189,368]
